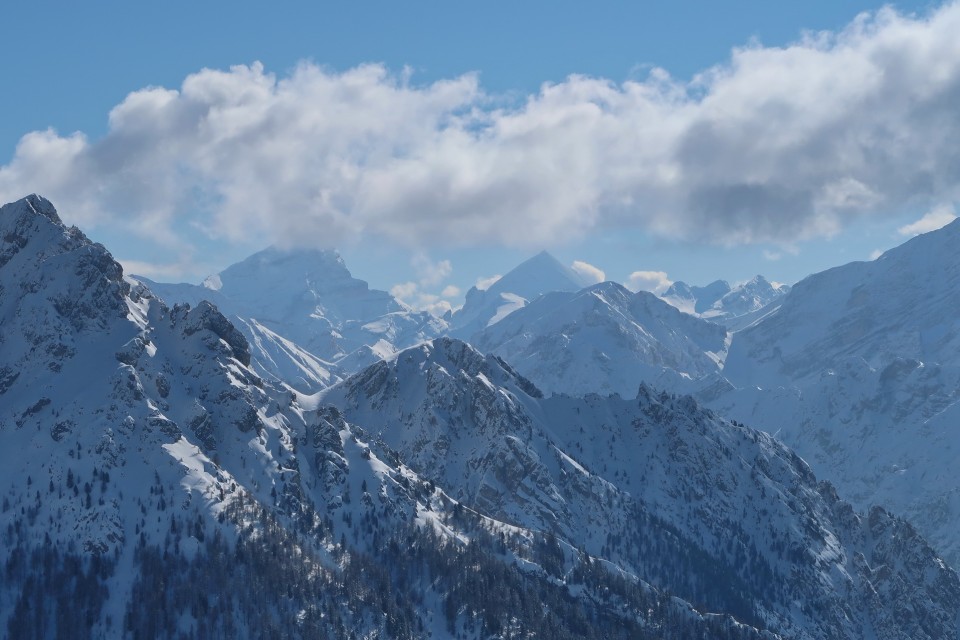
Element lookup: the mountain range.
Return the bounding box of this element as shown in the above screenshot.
[662,276,790,330]
[135,200,960,569]
[106,196,960,571]
[2,194,960,638]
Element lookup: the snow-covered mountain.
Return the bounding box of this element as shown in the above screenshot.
[0,195,328,634]
[663,275,790,330]
[468,226,960,568]
[140,246,446,392]
[700,219,960,565]
[3,194,789,638]
[448,250,591,340]
[323,337,960,639]
[471,281,730,397]
[725,224,960,387]
[5,194,958,639]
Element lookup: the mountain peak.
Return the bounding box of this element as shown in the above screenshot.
[338,336,544,409]
[217,245,351,291]
[450,250,590,338]
[661,279,732,315]
[497,250,589,293]
[3,194,63,226]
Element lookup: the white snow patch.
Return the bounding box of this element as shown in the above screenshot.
[487,292,527,327]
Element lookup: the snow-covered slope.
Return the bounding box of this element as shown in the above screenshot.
[0,195,787,639]
[141,246,446,392]
[0,196,802,638]
[323,338,960,640]
[448,250,591,340]
[725,224,960,387]
[471,281,730,397]
[3,194,959,639]
[705,356,960,563]
[0,195,324,633]
[0,195,481,637]
[696,219,960,565]
[663,276,789,330]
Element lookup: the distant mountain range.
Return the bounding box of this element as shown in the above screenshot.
[662,275,790,330]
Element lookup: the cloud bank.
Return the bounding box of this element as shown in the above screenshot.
[3,4,960,250]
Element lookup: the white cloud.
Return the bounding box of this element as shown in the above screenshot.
[391,279,458,316]
[626,270,673,294]
[869,248,884,260]
[475,275,501,291]
[390,281,419,299]
[762,250,782,261]
[425,301,453,316]
[411,253,452,286]
[570,260,606,284]
[410,291,453,316]
[5,5,960,249]
[897,204,957,236]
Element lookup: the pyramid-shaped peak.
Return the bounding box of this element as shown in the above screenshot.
[490,250,590,297]
[530,249,559,261]
[520,250,569,271]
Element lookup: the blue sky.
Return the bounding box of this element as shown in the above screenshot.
[1,1,956,311]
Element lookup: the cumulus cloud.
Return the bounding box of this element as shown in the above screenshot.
[570,260,606,284]
[4,4,960,249]
[626,270,673,294]
[412,293,453,317]
[389,281,419,300]
[412,252,453,286]
[897,204,957,236]
[390,283,455,316]
[391,253,458,315]
[869,248,884,260]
